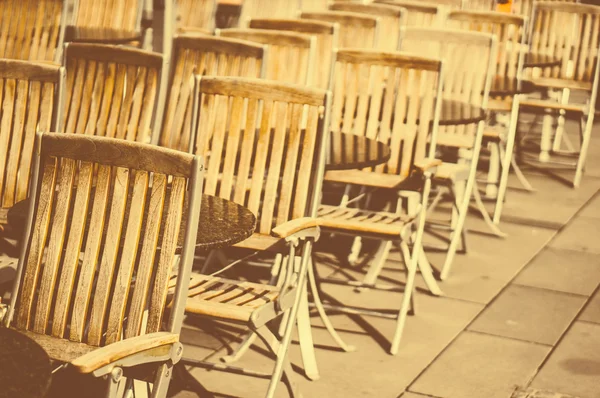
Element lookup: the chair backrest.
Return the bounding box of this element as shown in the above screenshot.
[71,0,143,39]
[218,28,315,85]
[329,2,405,50]
[249,18,337,89]
[159,34,265,152]
[176,0,218,32]
[191,77,330,234]
[374,0,442,27]
[447,10,526,80]
[429,0,464,9]
[331,50,443,176]
[301,10,379,49]
[0,0,67,63]
[301,0,329,11]
[0,60,63,221]
[512,0,576,21]
[529,2,600,83]
[240,0,302,25]
[462,0,495,11]
[61,43,163,144]
[7,132,202,347]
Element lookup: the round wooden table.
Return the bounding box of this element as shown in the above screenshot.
[0,327,51,398]
[523,53,561,69]
[439,99,486,126]
[326,131,391,171]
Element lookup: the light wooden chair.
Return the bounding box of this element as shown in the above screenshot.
[239,0,302,26]
[518,2,600,187]
[300,10,380,49]
[3,132,203,398]
[463,0,496,11]
[249,18,338,89]
[316,50,443,354]
[218,28,315,85]
[300,0,329,10]
[511,0,577,21]
[329,2,406,50]
[399,27,497,280]
[180,76,329,398]
[374,0,443,27]
[61,43,163,144]
[158,33,265,151]
[0,0,67,64]
[446,10,527,224]
[176,0,218,32]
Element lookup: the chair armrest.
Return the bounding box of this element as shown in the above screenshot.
[71,332,180,374]
[271,217,320,240]
[413,158,442,173]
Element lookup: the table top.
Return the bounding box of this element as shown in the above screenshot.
[326,131,392,171]
[490,76,536,97]
[439,99,486,126]
[0,327,51,398]
[524,53,561,69]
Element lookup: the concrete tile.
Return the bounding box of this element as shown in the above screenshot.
[402,393,439,398]
[531,321,600,398]
[468,285,586,345]
[579,289,600,324]
[514,248,600,296]
[550,217,600,254]
[579,193,600,220]
[411,331,550,398]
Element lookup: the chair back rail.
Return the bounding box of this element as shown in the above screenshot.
[217,28,315,86]
[0,0,67,63]
[176,0,217,32]
[329,2,405,51]
[6,132,202,348]
[191,76,330,234]
[61,43,163,144]
[374,0,441,27]
[301,10,379,49]
[159,34,265,152]
[70,0,144,40]
[0,60,63,216]
[249,18,337,89]
[330,50,443,176]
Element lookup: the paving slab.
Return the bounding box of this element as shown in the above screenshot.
[402,393,440,398]
[531,321,600,398]
[411,331,550,398]
[514,248,600,296]
[549,217,600,254]
[512,386,585,397]
[468,284,586,345]
[578,193,600,219]
[579,288,600,324]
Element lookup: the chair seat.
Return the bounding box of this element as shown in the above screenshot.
[233,233,283,251]
[435,132,474,148]
[519,99,586,116]
[324,169,407,189]
[529,77,593,92]
[434,162,470,181]
[15,329,95,364]
[317,205,411,238]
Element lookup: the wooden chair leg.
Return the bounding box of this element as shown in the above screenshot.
[574,115,595,188]
[150,364,173,398]
[471,181,507,238]
[416,246,443,296]
[296,279,320,381]
[552,88,570,152]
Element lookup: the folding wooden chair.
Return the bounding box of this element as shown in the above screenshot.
[175,0,218,32]
[301,10,380,49]
[249,18,338,89]
[60,43,163,144]
[179,76,330,398]
[157,33,266,151]
[218,28,315,85]
[517,2,600,188]
[316,50,443,354]
[374,0,443,27]
[447,10,528,224]
[329,2,406,50]
[3,132,203,398]
[239,0,302,26]
[0,0,67,63]
[399,28,497,280]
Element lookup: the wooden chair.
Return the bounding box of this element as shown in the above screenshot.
[3,132,203,398]
[239,0,302,26]
[518,2,600,187]
[180,76,329,398]
[0,0,67,63]
[446,10,527,224]
[176,0,218,32]
[300,10,379,49]
[463,0,496,11]
[511,0,577,21]
[300,0,329,10]
[158,33,266,151]
[61,43,163,144]
[374,0,443,27]
[249,18,338,89]
[218,28,315,85]
[316,50,443,354]
[399,28,497,280]
[329,2,406,50]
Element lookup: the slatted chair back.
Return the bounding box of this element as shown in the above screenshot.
[330,50,443,176]
[6,133,202,349]
[0,0,67,63]
[429,0,464,9]
[191,76,330,234]
[240,0,302,25]
[61,43,163,144]
[70,0,144,42]
[462,0,495,11]
[218,28,315,85]
[529,2,600,83]
[301,0,329,10]
[301,10,379,49]
[159,34,266,152]
[176,0,218,32]
[249,18,337,89]
[512,0,577,20]
[329,2,406,51]
[374,0,442,27]
[0,61,63,225]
